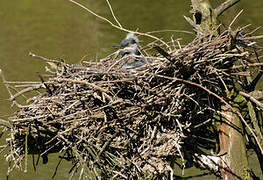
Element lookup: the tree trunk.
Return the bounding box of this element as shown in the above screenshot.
[219,106,250,179]
[191,0,217,36]
[190,0,250,179]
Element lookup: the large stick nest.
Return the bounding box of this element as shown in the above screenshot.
[2,28,263,179]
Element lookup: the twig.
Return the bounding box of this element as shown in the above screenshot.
[0,119,13,128]
[240,91,263,109]
[0,69,13,100]
[247,26,262,36]
[105,0,123,28]
[52,158,63,179]
[224,62,263,70]
[29,52,62,64]
[57,78,109,93]
[239,35,263,41]
[3,81,41,84]
[10,84,43,101]
[229,9,243,28]
[146,29,194,35]
[68,0,170,48]
[0,69,26,108]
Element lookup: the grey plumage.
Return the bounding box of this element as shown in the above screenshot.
[113,33,148,70]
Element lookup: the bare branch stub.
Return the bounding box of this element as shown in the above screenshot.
[214,0,241,17]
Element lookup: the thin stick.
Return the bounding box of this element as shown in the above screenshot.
[146,29,194,35]
[240,91,263,109]
[4,81,41,84]
[10,84,43,101]
[57,78,109,93]
[52,158,63,179]
[247,26,262,36]
[225,62,263,70]
[0,119,13,128]
[239,35,263,41]
[105,0,123,28]
[0,69,14,100]
[68,0,170,48]
[229,9,243,28]
[29,52,62,64]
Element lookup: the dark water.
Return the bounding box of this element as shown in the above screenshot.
[0,0,262,179]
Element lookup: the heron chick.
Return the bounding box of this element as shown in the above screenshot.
[113,33,147,69]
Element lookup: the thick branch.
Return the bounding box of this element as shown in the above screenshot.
[240,91,263,109]
[214,0,240,17]
[249,90,263,100]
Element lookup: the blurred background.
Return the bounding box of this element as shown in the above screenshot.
[0,0,262,179]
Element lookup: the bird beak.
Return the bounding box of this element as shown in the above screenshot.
[112,44,122,48]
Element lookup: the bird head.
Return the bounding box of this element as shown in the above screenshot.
[112,32,139,48]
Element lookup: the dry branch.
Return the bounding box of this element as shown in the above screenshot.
[214,0,240,17]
